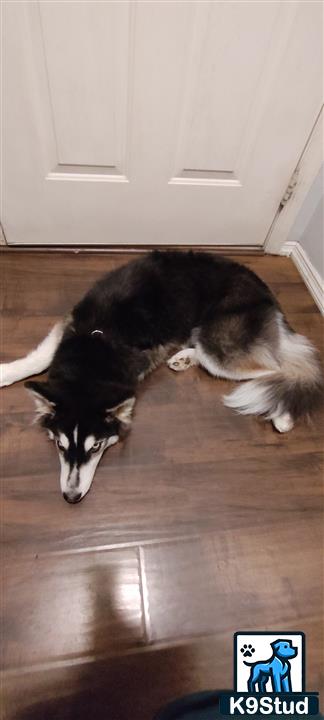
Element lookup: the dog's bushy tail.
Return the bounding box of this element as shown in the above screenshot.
[223,313,323,427]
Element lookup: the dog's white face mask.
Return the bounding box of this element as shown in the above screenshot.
[26,382,135,503]
[56,432,120,503]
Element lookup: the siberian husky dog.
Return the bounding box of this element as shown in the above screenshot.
[1,251,322,503]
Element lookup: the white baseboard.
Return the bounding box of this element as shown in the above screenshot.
[280,241,324,315]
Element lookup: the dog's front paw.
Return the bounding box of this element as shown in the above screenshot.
[0,363,16,387]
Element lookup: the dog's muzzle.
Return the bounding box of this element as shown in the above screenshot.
[63,491,82,504]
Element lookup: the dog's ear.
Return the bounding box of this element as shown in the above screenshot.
[106,397,135,427]
[25,381,57,421]
[271,640,281,651]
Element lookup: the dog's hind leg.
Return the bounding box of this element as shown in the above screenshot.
[195,304,279,383]
[247,675,258,693]
[259,677,268,693]
[196,342,277,381]
[0,320,65,387]
[167,348,198,372]
[195,306,298,432]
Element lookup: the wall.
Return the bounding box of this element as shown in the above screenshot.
[287,165,323,280]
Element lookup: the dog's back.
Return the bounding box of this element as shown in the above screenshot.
[72,250,275,349]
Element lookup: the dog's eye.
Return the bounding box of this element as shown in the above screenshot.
[91,441,102,453]
[56,439,65,452]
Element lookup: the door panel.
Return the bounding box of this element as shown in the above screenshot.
[2,1,322,246]
[39,1,130,172]
[172,2,278,179]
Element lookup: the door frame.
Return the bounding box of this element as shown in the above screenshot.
[265,106,323,255]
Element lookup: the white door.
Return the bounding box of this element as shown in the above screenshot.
[2,1,322,247]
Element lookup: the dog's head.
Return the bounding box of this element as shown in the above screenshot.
[271,639,298,660]
[25,377,135,503]
[24,334,141,503]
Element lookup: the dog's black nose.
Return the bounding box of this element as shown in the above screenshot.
[63,492,82,504]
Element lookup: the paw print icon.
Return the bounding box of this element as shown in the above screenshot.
[240,644,255,658]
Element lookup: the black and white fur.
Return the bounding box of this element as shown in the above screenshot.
[1,251,322,502]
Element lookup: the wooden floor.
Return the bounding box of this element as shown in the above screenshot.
[1,251,323,719]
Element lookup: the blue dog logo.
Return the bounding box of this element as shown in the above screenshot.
[220,632,319,715]
[244,638,298,693]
